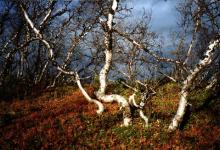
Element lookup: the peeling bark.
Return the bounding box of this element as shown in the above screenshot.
[128,92,150,127]
[95,0,132,126]
[169,34,219,131]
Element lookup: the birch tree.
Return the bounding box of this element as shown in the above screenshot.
[18,0,132,126]
[94,0,133,126]
[168,32,219,131]
[2,0,219,130]
[168,0,220,131]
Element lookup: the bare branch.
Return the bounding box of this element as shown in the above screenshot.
[158,71,177,82]
[113,29,182,65]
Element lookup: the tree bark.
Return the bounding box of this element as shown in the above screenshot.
[95,0,132,126]
[75,73,104,114]
[169,34,219,131]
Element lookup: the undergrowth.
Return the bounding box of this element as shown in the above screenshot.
[0,83,219,149]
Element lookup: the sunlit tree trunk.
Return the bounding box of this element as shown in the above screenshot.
[129,93,149,127]
[169,36,219,131]
[75,73,104,114]
[95,0,132,126]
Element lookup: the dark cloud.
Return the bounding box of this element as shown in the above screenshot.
[131,0,180,48]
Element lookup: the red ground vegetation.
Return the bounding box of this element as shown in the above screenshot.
[0,85,219,149]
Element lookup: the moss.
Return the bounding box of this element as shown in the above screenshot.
[188,89,214,107]
[112,126,141,143]
[156,82,180,99]
[150,83,179,116]
[91,75,100,89]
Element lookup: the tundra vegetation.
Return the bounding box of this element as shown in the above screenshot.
[0,0,219,149]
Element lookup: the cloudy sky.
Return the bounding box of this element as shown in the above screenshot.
[130,0,181,49]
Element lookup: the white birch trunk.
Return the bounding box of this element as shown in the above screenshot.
[139,109,149,127]
[34,61,49,84]
[169,35,219,131]
[96,0,132,126]
[128,91,151,127]
[21,0,132,125]
[128,93,139,107]
[98,44,112,94]
[75,73,104,114]
[95,93,132,126]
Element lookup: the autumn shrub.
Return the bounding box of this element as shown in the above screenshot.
[0,81,219,149]
[151,82,179,119]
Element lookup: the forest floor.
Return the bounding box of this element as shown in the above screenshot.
[0,83,219,149]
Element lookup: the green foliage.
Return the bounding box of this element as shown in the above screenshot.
[109,81,127,94]
[186,89,220,128]
[188,89,214,106]
[92,75,100,89]
[156,82,179,99]
[151,82,180,116]
[112,126,141,143]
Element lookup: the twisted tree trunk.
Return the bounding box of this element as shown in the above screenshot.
[95,0,132,126]
[75,73,104,114]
